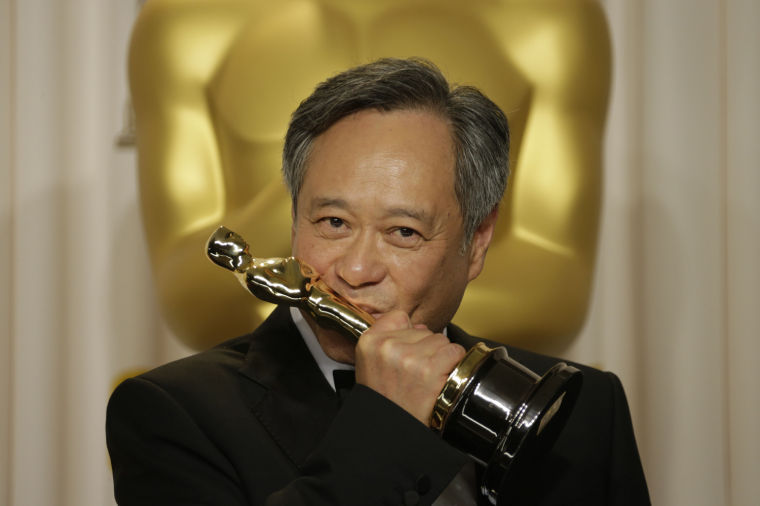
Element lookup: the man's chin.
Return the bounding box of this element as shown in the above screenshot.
[315,326,356,364]
[300,311,357,364]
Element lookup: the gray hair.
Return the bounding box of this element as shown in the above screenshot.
[282,57,509,245]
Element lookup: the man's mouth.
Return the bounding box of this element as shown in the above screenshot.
[349,301,384,322]
[333,288,389,322]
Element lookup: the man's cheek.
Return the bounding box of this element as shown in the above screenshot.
[305,247,340,276]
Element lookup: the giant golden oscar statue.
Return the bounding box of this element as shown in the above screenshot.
[128,0,611,351]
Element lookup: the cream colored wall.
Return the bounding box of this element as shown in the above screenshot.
[1,1,189,505]
[724,4,760,503]
[1,0,13,504]
[1,1,758,505]
[573,0,760,504]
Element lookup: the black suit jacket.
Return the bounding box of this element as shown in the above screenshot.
[107,306,649,505]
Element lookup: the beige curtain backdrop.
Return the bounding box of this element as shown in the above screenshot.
[1,0,757,505]
[567,2,760,505]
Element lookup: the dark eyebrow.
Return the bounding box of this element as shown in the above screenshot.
[309,197,349,211]
[385,207,433,226]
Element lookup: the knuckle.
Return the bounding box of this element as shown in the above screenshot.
[378,337,402,361]
[373,310,410,331]
[357,332,388,359]
[400,352,420,373]
[440,342,466,364]
[450,342,466,358]
[431,333,450,347]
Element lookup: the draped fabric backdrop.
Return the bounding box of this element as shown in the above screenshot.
[1,1,758,505]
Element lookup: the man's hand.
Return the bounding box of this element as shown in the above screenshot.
[354,311,466,426]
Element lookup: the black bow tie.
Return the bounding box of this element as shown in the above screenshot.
[333,369,356,400]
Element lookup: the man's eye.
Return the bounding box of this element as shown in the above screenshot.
[315,217,349,238]
[327,217,344,228]
[389,227,422,247]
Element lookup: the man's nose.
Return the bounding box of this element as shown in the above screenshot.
[335,232,386,288]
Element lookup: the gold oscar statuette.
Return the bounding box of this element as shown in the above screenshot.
[207,226,583,503]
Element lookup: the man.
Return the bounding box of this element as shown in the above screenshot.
[107,58,649,505]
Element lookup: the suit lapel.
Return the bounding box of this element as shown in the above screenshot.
[238,305,340,467]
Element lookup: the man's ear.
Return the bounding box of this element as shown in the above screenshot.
[467,207,499,282]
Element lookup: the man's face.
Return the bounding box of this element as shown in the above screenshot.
[291,108,493,361]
